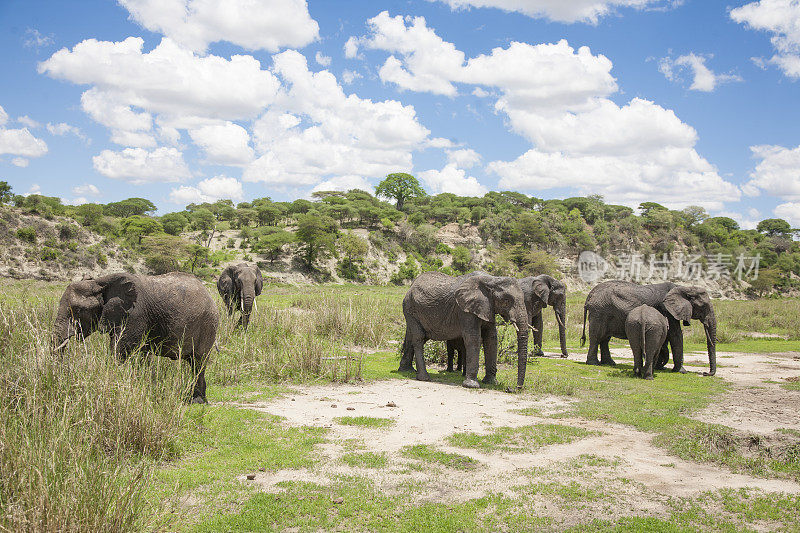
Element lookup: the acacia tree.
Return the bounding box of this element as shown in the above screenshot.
[375,173,425,210]
[295,213,338,270]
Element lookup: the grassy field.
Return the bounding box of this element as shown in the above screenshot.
[1,278,799,531]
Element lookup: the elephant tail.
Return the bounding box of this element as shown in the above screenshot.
[580,306,588,347]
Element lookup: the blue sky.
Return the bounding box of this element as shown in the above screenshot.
[1,0,799,225]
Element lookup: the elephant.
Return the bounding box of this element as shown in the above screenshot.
[625,305,668,380]
[519,274,568,358]
[52,272,220,403]
[217,262,263,329]
[446,337,466,374]
[399,271,530,389]
[580,281,717,376]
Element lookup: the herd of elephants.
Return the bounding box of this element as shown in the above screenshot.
[50,264,718,403]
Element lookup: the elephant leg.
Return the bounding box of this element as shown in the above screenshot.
[532,313,544,356]
[668,327,687,374]
[398,327,416,372]
[446,341,455,372]
[482,325,498,385]
[189,355,208,404]
[600,339,616,365]
[462,331,482,389]
[413,336,429,382]
[653,342,670,370]
[586,320,602,365]
[631,339,642,377]
[642,338,657,380]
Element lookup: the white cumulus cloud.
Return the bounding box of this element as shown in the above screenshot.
[315,51,331,67]
[47,122,89,142]
[419,164,488,196]
[774,202,800,226]
[659,53,741,92]
[118,0,318,53]
[350,13,739,210]
[244,50,430,187]
[188,121,254,165]
[447,148,481,168]
[742,144,800,200]
[0,105,48,159]
[428,0,667,24]
[12,158,29,167]
[731,0,800,78]
[72,183,101,197]
[169,175,244,204]
[311,175,374,194]
[93,146,191,184]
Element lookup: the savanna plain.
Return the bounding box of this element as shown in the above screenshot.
[2,279,800,532]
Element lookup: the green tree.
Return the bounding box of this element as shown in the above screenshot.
[121,216,164,244]
[254,230,295,261]
[295,213,338,269]
[0,181,12,203]
[375,173,425,210]
[757,218,792,238]
[160,212,189,235]
[451,246,473,274]
[104,198,156,218]
[75,203,104,227]
[339,232,368,262]
[185,244,210,273]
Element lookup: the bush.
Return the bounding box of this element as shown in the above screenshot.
[435,243,452,255]
[451,246,473,273]
[337,258,365,282]
[97,253,108,267]
[391,256,419,285]
[41,248,59,261]
[16,227,36,243]
[57,223,80,241]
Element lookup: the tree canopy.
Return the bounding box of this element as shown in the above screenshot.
[375,173,426,210]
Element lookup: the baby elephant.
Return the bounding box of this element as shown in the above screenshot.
[625,305,668,380]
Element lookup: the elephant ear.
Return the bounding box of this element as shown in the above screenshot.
[253,266,263,296]
[663,288,692,323]
[455,275,494,323]
[531,279,550,308]
[97,273,138,327]
[217,266,235,296]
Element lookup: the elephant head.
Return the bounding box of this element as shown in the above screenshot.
[217,263,263,329]
[455,274,530,388]
[662,285,717,376]
[520,275,567,356]
[52,273,138,352]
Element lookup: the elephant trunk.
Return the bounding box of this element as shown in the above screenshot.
[556,302,567,356]
[516,331,529,389]
[703,309,717,376]
[52,308,72,353]
[241,286,256,329]
[513,307,529,388]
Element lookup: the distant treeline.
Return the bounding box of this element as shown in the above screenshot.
[1,176,797,294]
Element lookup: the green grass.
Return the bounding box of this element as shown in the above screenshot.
[341,452,389,469]
[335,416,395,428]
[400,444,481,471]
[448,423,597,453]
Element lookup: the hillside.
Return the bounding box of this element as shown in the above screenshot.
[2,186,799,297]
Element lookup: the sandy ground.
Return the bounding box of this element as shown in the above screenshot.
[230,348,800,524]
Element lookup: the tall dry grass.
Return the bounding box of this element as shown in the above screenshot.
[210,289,402,384]
[0,293,189,532]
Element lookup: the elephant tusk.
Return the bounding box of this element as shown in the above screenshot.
[528,324,538,333]
[512,323,519,333]
[254,299,258,312]
[240,298,244,313]
[54,338,70,351]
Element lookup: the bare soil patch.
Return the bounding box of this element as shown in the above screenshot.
[233,360,800,524]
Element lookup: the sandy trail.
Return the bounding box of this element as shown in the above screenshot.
[236,352,800,506]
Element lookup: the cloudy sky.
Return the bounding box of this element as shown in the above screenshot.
[1,0,800,225]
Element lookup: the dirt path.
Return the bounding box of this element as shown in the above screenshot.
[228,349,800,526]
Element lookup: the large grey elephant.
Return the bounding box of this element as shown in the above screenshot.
[399,271,530,389]
[52,272,220,403]
[519,274,568,358]
[217,262,263,329]
[625,305,668,380]
[580,281,717,376]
